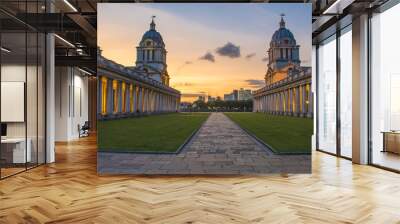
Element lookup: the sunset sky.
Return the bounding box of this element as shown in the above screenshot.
[98,3,311,102]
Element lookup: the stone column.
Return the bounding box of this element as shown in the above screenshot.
[148,90,152,113]
[117,81,122,114]
[133,85,136,113]
[107,78,113,114]
[301,85,306,117]
[145,89,149,113]
[262,96,265,112]
[154,92,158,112]
[139,87,144,113]
[135,86,139,113]
[142,88,146,113]
[272,94,275,114]
[146,88,150,113]
[294,87,300,116]
[97,76,103,115]
[281,92,284,114]
[290,88,293,115]
[159,93,162,112]
[308,83,313,117]
[168,95,171,111]
[269,94,272,113]
[256,97,260,112]
[270,94,273,114]
[152,91,155,112]
[167,96,170,111]
[256,97,259,112]
[282,92,285,114]
[161,95,164,112]
[162,94,164,112]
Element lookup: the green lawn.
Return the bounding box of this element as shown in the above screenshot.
[225,112,312,154]
[98,113,209,153]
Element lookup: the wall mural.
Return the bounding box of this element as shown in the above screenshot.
[97,3,313,174]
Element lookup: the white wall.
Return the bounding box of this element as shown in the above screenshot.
[55,67,89,141]
[1,65,36,138]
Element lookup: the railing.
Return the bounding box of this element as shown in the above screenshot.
[253,67,311,95]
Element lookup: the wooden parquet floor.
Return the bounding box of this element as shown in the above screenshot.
[1,135,400,224]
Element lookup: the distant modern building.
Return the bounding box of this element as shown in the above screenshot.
[232,90,238,100]
[197,95,206,102]
[238,88,252,101]
[224,89,251,101]
[224,93,235,101]
[180,102,191,110]
[253,15,312,117]
[207,96,216,102]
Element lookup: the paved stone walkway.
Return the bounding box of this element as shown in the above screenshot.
[98,113,310,174]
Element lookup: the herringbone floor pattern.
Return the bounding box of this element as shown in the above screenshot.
[1,136,400,224]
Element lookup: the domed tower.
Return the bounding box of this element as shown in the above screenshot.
[136,16,170,86]
[265,14,301,85]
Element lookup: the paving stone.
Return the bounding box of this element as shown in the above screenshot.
[98,112,311,174]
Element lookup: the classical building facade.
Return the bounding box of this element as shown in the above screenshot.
[253,16,313,117]
[97,19,180,120]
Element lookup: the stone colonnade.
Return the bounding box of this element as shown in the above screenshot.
[97,53,181,120]
[97,75,179,119]
[253,80,312,118]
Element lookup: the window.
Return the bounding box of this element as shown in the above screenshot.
[317,35,337,154]
[339,26,352,158]
[0,4,46,179]
[370,3,400,171]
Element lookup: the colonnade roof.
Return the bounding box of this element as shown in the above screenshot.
[98,55,180,95]
[253,67,312,96]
